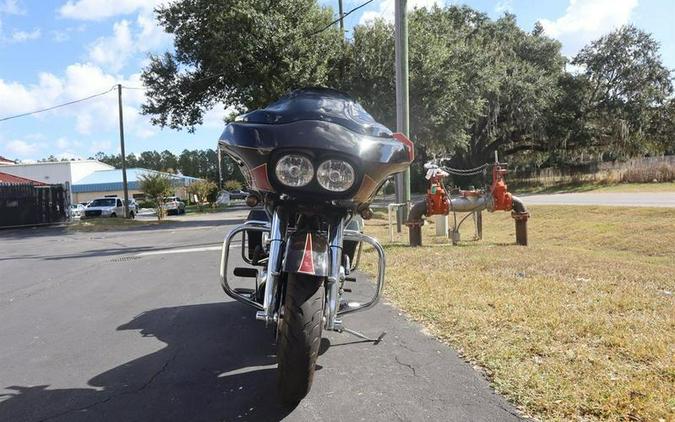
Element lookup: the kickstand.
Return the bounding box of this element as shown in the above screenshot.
[341,327,386,345]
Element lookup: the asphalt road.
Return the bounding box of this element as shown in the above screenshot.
[521,191,675,207]
[0,211,522,422]
[376,191,675,208]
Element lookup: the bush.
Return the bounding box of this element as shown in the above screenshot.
[188,180,218,209]
[138,172,172,220]
[137,200,156,209]
[224,179,243,191]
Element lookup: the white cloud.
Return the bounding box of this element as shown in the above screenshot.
[51,30,70,42]
[539,0,638,56]
[59,0,168,21]
[0,63,151,143]
[88,20,134,71]
[10,27,40,42]
[360,0,443,25]
[55,152,83,160]
[202,104,238,129]
[50,25,87,43]
[89,140,112,153]
[86,11,171,71]
[56,137,70,149]
[0,0,24,15]
[0,72,63,116]
[135,11,171,51]
[494,0,513,14]
[5,139,40,156]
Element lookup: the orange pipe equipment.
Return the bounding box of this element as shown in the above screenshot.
[407,163,529,246]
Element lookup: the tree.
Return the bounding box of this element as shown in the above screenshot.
[570,25,673,159]
[188,179,218,210]
[139,2,672,178]
[141,0,343,131]
[344,7,564,169]
[160,150,178,172]
[138,172,173,220]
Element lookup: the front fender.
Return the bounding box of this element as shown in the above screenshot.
[282,231,329,277]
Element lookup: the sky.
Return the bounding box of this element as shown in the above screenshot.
[0,0,673,163]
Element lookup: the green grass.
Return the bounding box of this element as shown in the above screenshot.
[361,206,675,421]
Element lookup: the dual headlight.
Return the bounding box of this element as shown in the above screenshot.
[274,154,355,192]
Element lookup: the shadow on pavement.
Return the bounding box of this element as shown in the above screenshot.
[0,217,247,240]
[0,241,234,262]
[0,302,292,422]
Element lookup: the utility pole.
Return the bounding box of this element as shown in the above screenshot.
[117,84,130,218]
[394,0,411,230]
[338,0,344,35]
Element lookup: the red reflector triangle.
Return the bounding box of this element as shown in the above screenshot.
[297,233,315,274]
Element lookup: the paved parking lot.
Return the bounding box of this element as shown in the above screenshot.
[0,210,522,421]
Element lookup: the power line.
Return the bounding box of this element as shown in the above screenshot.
[308,0,375,36]
[0,86,116,123]
[125,71,228,91]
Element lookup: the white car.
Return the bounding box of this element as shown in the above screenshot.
[83,197,138,218]
[70,203,86,218]
[161,196,186,215]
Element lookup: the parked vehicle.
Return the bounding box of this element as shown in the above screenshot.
[83,197,138,218]
[226,189,249,200]
[216,191,231,205]
[70,203,85,218]
[162,196,186,215]
[126,199,139,217]
[218,88,413,405]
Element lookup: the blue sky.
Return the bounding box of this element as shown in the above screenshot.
[0,0,672,162]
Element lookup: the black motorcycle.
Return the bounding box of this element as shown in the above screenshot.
[218,88,413,405]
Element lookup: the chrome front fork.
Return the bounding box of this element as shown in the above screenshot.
[326,218,345,331]
[256,211,283,323]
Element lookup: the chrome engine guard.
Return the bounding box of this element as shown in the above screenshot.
[219,222,386,330]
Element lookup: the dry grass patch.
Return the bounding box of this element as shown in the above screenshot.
[361,206,674,421]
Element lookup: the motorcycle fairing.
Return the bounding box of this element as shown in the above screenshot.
[283,231,329,277]
[218,88,412,203]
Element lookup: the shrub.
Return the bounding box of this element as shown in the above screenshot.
[137,200,156,209]
[224,179,243,191]
[138,172,172,220]
[188,180,218,210]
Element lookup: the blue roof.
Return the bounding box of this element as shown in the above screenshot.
[72,168,201,193]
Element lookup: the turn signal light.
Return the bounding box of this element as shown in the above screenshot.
[245,194,259,207]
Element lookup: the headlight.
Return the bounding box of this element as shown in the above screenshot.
[275,154,314,187]
[316,159,355,192]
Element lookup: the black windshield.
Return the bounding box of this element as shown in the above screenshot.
[236,88,392,138]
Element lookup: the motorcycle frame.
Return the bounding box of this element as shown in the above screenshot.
[219,208,386,331]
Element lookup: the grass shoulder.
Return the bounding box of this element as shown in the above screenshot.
[67,217,175,232]
[361,205,674,421]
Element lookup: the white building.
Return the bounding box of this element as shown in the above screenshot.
[0,160,114,196]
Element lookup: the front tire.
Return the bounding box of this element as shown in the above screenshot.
[277,273,324,406]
